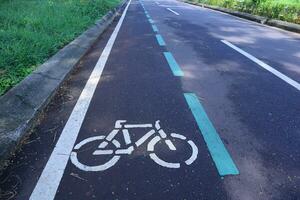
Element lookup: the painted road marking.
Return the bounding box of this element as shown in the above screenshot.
[70,120,198,171]
[156,34,166,46]
[222,40,300,91]
[146,14,151,19]
[167,8,180,15]
[163,52,184,76]
[122,129,131,145]
[124,123,153,128]
[29,1,132,199]
[184,93,239,176]
[148,18,154,24]
[152,25,159,32]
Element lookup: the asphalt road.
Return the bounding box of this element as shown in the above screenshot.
[1,0,300,199]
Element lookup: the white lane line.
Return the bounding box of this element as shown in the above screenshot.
[29,1,132,199]
[155,1,160,5]
[222,40,300,91]
[166,7,179,15]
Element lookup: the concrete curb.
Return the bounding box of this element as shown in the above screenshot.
[266,19,300,33]
[0,0,127,167]
[185,1,300,34]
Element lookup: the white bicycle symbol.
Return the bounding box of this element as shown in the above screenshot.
[71,120,198,171]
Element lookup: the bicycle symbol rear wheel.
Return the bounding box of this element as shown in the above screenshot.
[70,135,121,172]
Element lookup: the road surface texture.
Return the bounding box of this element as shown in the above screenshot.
[1,0,300,200]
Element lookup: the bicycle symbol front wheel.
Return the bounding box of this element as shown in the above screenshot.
[147,133,198,168]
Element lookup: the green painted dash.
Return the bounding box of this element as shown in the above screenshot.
[184,93,239,176]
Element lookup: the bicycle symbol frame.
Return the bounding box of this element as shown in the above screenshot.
[71,120,198,171]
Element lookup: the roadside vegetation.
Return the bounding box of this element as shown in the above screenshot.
[189,0,300,24]
[0,0,120,96]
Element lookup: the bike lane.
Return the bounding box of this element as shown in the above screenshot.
[143,0,300,199]
[30,0,231,200]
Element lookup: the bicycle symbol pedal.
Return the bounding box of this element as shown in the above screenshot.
[70,120,198,171]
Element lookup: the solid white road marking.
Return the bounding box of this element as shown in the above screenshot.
[98,141,109,148]
[112,139,121,148]
[171,133,186,140]
[185,140,198,165]
[93,150,114,155]
[166,8,179,15]
[69,120,199,172]
[30,1,132,199]
[158,129,167,138]
[106,129,119,141]
[122,129,131,144]
[149,153,181,168]
[222,40,300,91]
[124,124,153,128]
[135,130,156,147]
[115,146,134,154]
[147,136,161,151]
[71,152,121,172]
[74,136,105,150]
[165,139,177,150]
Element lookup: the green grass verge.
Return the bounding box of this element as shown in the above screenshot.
[0,0,120,96]
[188,0,300,24]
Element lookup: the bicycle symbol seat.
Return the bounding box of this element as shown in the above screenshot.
[71,120,198,171]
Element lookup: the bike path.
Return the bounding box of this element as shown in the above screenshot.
[3,0,299,199]
[32,1,230,199]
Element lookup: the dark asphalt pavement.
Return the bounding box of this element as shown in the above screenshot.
[1,0,300,200]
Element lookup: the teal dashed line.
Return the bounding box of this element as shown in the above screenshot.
[155,34,166,46]
[163,52,184,76]
[152,25,158,32]
[149,19,154,24]
[184,93,239,176]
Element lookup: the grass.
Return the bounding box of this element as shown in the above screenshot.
[188,0,300,24]
[0,0,120,96]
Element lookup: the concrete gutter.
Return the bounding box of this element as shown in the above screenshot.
[0,0,127,168]
[185,1,300,34]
